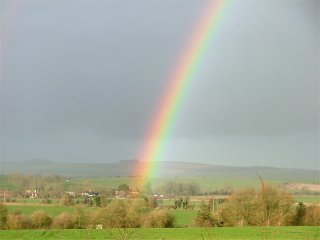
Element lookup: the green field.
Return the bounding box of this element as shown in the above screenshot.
[5,205,89,216]
[68,177,282,192]
[172,210,197,227]
[0,227,318,240]
[294,196,320,204]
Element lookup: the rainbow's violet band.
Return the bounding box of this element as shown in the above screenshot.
[134,0,228,189]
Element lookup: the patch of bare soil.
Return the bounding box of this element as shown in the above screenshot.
[283,183,320,192]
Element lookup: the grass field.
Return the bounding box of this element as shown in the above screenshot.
[68,177,282,192]
[5,205,78,216]
[0,227,318,240]
[294,196,320,204]
[172,210,197,227]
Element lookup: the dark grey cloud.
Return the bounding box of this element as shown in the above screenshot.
[1,0,319,169]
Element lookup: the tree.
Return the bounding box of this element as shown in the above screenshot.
[293,202,306,226]
[60,194,74,206]
[194,201,215,227]
[216,185,294,226]
[257,185,294,226]
[7,212,32,229]
[83,196,93,207]
[148,196,158,209]
[94,196,101,207]
[183,196,190,209]
[95,200,128,228]
[186,183,201,195]
[31,210,52,229]
[174,198,183,209]
[52,212,76,229]
[73,207,87,229]
[94,198,152,229]
[0,204,8,229]
[118,184,130,192]
[156,181,201,197]
[126,199,150,228]
[303,205,320,226]
[217,188,258,226]
[141,209,174,228]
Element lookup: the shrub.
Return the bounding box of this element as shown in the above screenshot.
[52,212,76,229]
[95,200,128,228]
[126,199,150,227]
[41,198,52,204]
[95,199,151,228]
[293,202,306,226]
[194,201,216,227]
[73,207,88,229]
[7,212,32,229]
[141,209,174,228]
[303,205,320,226]
[31,210,52,229]
[0,204,8,229]
[60,195,74,206]
[216,185,294,226]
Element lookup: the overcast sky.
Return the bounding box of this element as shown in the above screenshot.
[1,0,319,169]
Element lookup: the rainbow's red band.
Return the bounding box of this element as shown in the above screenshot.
[134,0,228,188]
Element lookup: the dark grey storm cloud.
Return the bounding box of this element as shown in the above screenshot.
[1,0,319,169]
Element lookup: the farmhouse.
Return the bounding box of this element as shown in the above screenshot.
[81,191,99,198]
[65,191,76,197]
[25,189,39,198]
[115,190,140,198]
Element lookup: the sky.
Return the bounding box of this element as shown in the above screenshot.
[0,0,319,169]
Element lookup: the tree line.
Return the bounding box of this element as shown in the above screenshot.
[194,185,320,227]
[1,185,319,230]
[0,198,174,230]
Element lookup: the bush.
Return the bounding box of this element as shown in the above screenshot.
[60,195,74,206]
[41,198,52,204]
[216,185,294,226]
[52,212,76,229]
[293,202,306,226]
[194,201,215,227]
[0,204,8,229]
[7,212,32,229]
[95,200,128,228]
[31,210,52,229]
[73,207,88,229]
[303,205,320,226]
[126,199,150,227]
[141,209,174,228]
[94,199,155,228]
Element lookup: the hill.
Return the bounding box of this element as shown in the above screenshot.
[1,160,319,183]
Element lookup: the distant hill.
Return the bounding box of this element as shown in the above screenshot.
[22,158,53,164]
[0,160,319,183]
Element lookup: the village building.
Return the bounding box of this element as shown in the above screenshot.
[65,191,76,197]
[25,189,39,198]
[81,191,99,198]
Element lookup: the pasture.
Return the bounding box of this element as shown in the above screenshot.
[67,176,281,192]
[0,227,319,240]
[64,176,320,197]
[294,196,320,204]
[5,204,79,216]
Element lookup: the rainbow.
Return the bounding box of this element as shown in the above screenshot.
[134,0,228,188]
